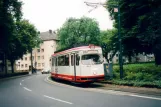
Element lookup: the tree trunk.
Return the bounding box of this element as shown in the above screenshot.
[153,46,161,66]
[4,53,7,75]
[153,35,161,66]
[104,52,109,63]
[31,49,33,74]
[128,53,132,63]
[10,59,14,73]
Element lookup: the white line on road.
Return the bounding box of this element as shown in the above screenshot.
[129,94,161,101]
[44,95,73,105]
[20,83,22,85]
[23,87,32,92]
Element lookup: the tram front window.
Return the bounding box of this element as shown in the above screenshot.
[81,54,103,65]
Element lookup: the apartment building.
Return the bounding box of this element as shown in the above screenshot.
[15,30,58,71]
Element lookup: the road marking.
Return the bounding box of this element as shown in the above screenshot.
[20,83,22,85]
[22,80,24,81]
[129,94,161,101]
[23,87,32,92]
[44,95,73,105]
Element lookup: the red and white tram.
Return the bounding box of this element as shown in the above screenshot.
[51,45,105,83]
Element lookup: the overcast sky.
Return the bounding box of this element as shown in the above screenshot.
[21,0,113,32]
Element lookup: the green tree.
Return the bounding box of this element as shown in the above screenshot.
[57,17,100,50]
[0,0,22,51]
[7,20,41,73]
[0,0,22,74]
[106,0,161,65]
[100,29,118,62]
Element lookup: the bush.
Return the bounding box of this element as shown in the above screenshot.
[112,79,161,88]
[113,63,161,81]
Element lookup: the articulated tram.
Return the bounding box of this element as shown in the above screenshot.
[51,45,105,83]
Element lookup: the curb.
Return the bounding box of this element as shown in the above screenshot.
[96,83,161,97]
[0,74,31,81]
[46,76,161,97]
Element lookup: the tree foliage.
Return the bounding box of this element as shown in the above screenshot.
[106,0,161,65]
[6,20,41,73]
[99,29,118,61]
[57,17,100,50]
[0,0,22,51]
[0,0,41,73]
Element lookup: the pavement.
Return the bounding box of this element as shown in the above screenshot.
[0,72,161,107]
[95,82,161,96]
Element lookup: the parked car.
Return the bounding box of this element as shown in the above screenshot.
[41,67,51,74]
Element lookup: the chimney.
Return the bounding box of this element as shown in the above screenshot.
[49,29,52,34]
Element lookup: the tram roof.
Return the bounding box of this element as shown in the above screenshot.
[53,45,101,56]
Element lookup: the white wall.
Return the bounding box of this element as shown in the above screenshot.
[15,40,57,71]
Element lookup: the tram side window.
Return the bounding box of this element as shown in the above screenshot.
[71,55,74,66]
[52,58,55,66]
[55,58,57,66]
[58,56,65,66]
[65,55,69,66]
[76,54,80,66]
[58,55,69,66]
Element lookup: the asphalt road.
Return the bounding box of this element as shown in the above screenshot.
[0,73,161,107]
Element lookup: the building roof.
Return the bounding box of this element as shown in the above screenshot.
[39,30,59,41]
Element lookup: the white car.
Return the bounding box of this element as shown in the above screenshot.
[41,67,51,74]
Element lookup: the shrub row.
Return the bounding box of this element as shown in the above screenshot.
[113,63,161,81]
[112,80,161,88]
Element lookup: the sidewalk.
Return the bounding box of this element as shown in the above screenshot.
[0,72,31,80]
[95,82,161,96]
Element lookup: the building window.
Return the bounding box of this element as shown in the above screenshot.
[38,56,40,60]
[38,63,41,67]
[42,56,44,59]
[41,49,44,52]
[37,49,40,53]
[42,63,44,67]
[116,54,118,57]
[21,64,24,68]
[25,64,28,67]
[25,57,27,61]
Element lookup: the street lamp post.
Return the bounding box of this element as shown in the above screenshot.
[117,6,123,79]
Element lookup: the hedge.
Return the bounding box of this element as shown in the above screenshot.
[113,63,161,82]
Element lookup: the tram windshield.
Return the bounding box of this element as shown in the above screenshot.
[81,54,103,65]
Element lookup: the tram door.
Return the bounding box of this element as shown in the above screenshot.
[70,54,76,81]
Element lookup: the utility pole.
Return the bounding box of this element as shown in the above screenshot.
[84,1,124,79]
[117,5,123,79]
